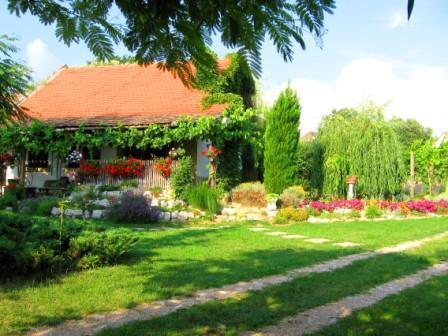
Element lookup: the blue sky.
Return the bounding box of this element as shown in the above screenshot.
[1,1,447,134]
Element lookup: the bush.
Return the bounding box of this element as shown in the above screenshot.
[120,179,138,189]
[69,229,139,269]
[171,156,194,200]
[148,186,163,198]
[19,196,60,216]
[231,182,267,208]
[185,183,221,214]
[0,212,139,276]
[279,185,306,208]
[106,192,160,223]
[0,191,18,209]
[274,207,309,223]
[365,204,382,219]
[97,184,120,192]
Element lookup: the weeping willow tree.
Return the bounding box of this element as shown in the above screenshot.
[318,104,405,198]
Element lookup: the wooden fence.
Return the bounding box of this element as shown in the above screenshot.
[81,159,176,189]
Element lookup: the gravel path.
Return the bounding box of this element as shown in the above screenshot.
[28,231,448,336]
[243,262,448,336]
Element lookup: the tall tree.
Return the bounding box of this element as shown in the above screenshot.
[7,0,335,79]
[264,87,301,194]
[0,35,32,124]
[389,117,432,166]
[318,104,405,198]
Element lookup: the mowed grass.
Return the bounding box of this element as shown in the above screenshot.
[316,274,448,335]
[98,237,448,336]
[259,216,448,248]
[0,217,447,335]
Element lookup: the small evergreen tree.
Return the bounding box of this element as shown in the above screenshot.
[264,87,301,193]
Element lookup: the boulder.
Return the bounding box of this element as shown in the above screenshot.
[222,207,237,216]
[267,203,277,211]
[92,199,110,208]
[91,209,104,219]
[83,210,91,219]
[71,209,84,218]
[51,207,61,216]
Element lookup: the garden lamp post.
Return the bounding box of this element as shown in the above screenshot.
[346,176,358,200]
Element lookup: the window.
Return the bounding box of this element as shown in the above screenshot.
[27,152,48,171]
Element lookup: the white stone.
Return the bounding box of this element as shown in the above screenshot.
[249,227,268,232]
[283,234,307,239]
[246,214,263,221]
[333,242,361,247]
[105,191,121,198]
[266,231,288,236]
[71,209,84,217]
[305,238,331,244]
[93,199,110,208]
[83,210,91,219]
[162,212,171,221]
[51,207,61,216]
[171,211,179,220]
[267,210,278,217]
[92,210,104,219]
[178,211,189,220]
[267,203,277,211]
[222,207,237,216]
[151,198,159,207]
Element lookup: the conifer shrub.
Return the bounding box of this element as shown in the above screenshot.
[264,87,301,194]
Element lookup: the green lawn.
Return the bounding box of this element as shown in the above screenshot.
[1,216,448,335]
[316,273,448,335]
[98,237,448,336]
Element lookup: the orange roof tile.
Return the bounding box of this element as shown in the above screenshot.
[21,60,229,127]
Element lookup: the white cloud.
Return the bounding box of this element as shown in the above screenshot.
[262,58,448,136]
[387,12,406,29]
[26,39,63,81]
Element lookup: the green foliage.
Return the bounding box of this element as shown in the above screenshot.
[274,207,309,224]
[264,87,301,194]
[7,1,335,79]
[389,117,432,166]
[97,185,120,192]
[318,104,405,198]
[0,35,33,124]
[296,140,324,193]
[413,140,448,194]
[106,193,160,223]
[18,196,60,216]
[279,186,306,208]
[231,182,267,208]
[185,183,221,214]
[119,179,138,190]
[171,156,194,200]
[365,204,383,219]
[217,140,242,191]
[0,212,138,276]
[0,191,18,209]
[69,229,139,270]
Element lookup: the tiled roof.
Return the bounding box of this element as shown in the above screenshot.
[20,60,230,127]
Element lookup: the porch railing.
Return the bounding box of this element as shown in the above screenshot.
[80,159,177,189]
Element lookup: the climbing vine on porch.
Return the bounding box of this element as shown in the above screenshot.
[0,52,260,170]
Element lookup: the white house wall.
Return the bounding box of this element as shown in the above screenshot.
[196,139,210,178]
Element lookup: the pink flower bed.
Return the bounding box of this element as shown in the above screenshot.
[300,199,448,214]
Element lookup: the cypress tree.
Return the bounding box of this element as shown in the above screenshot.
[264,87,301,193]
